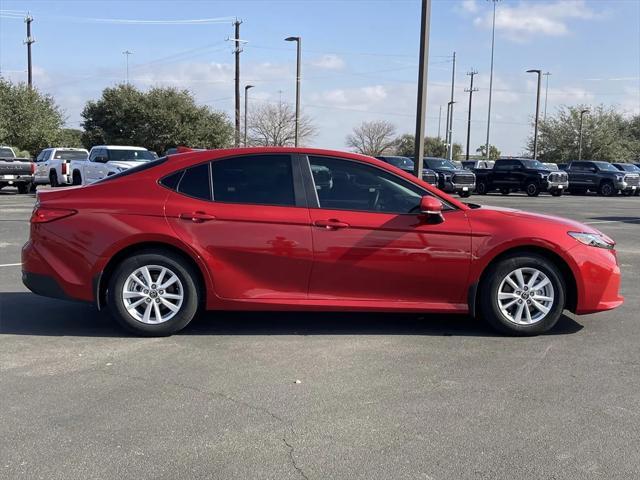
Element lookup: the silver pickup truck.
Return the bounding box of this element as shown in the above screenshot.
[0,146,35,194]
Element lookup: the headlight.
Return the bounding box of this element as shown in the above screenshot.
[539,172,547,178]
[568,232,615,250]
[116,167,126,172]
[615,174,624,181]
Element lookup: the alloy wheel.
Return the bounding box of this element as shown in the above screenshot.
[497,267,555,325]
[122,265,184,324]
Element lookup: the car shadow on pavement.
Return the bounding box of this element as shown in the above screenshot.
[0,292,584,338]
[589,216,640,224]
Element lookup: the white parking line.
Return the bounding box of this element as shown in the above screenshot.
[0,263,21,267]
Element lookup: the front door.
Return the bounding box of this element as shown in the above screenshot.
[164,154,313,300]
[305,155,472,306]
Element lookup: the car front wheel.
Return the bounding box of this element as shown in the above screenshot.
[525,182,540,197]
[479,254,565,335]
[107,250,201,336]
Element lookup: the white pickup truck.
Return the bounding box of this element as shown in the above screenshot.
[33,147,89,187]
[70,145,156,185]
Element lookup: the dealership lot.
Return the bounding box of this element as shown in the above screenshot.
[1,189,639,479]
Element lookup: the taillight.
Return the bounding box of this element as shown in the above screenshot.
[61,162,68,175]
[31,162,36,174]
[30,207,77,223]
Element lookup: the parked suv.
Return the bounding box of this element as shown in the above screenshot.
[71,145,155,185]
[422,157,476,197]
[33,148,89,187]
[566,161,639,196]
[375,156,438,187]
[612,163,640,196]
[474,158,568,197]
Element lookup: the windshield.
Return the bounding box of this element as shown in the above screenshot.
[109,149,155,162]
[385,156,414,169]
[543,163,559,171]
[520,159,546,169]
[424,158,456,170]
[0,147,15,157]
[54,150,88,160]
[594,161,618,172]
[616,164,639,172]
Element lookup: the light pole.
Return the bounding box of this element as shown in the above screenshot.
[543,72,551,121]
[413,0,432,177]
[122,50,133,85]
[485,0,500,159]
[244,84,254,147]
[578,108,589,161]
[285,36,301,147]
[527,69,542,160]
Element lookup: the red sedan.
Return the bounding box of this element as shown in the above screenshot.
[22,148,623,336]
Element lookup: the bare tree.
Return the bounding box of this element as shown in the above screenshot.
[247,101,316,146]
[346,120,397,156]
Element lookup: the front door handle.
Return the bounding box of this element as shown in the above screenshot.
[179,211,216,223]
[314,219,350,230]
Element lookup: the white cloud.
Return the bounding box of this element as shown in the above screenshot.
[309,54,345,70]
[473,0,599,40]
[461,0,478,14]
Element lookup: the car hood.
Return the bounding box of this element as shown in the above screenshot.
[107,160,145,169]
[475,205,601,235]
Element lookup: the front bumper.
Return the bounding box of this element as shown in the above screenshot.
[442,180,476,193]
[545,180,569,191]
[615,181,638,193]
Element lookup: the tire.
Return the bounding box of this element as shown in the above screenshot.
[17,183,29,194]
[459,190,471,198]
[72,170,82,186]
[500,187,510,196]
[49,171,59,188]
[476,181,488,195]
[479,253,566,336]
[599,181,615,197]
[634,189,640,197]
[525,182,540,197]
[107,250,201,336]
[550,190,563,197]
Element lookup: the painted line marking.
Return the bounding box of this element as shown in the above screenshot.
[0,263,21,267]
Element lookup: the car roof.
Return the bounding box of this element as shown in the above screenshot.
[91,145,148,150]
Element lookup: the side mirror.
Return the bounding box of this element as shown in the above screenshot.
[419,196,444,223]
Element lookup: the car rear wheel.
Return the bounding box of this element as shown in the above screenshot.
[17,183,29,194]
[635,189,640,197]
[72,171,82,186]
[525,182,540,197]
[107,250,200,336]
[500,187,510,195]
[49,171,59,188]
[479,254,565,336]
[476,181,488,195]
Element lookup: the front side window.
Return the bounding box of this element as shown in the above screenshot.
[494,161,512,171]
[309,156,433,214]
[211,154,295,206]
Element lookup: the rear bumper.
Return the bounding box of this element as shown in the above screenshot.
[22,271,71,301]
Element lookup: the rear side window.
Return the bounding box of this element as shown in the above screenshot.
[177,163,212,201]
[211,154,295,206]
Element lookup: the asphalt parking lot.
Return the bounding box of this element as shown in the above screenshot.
[1,188,639,480]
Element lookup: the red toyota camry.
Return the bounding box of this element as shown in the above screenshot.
[22,148,623,336]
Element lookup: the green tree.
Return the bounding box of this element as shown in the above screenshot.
[394,134,462,160]
[58,128,84,148]
[0,77,66,155]
[476,144,501,160]
[530,105,635,162]
[81,84,233,153]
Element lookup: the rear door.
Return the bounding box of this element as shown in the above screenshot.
[304,155,471,306]
[164,154,313,300]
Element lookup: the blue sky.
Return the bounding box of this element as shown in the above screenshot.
[1,0,639,155]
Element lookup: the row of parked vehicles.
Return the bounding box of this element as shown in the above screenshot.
[1,145,639,198]
[376,155,640,197]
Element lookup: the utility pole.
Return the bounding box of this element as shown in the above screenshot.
[24,14,35,88]
[447,51,456,160]
[485,0,500,159]
[578,108,589,161]
[285,36,302,147]
[122,50,133,85]
[244,84,254,147]
[233,19,242,147]
[437,105,443,140]
[413,0,431,178]
[543,72,551,121]
[527,69,542,160]
[465,70,478,161]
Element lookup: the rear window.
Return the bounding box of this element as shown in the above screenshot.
[0,147,15,157]
[177,163,212,201]
[108,149,155,162]
[54,150,88,161]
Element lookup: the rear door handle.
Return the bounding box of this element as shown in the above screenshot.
[179,211,216,223]
[314,219,350,230]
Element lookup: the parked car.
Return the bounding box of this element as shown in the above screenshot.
[612,163,640,196]
[22,147,623,337]
[421,157,476,197]
[474,158,568,197]
[70,145,156,185]
[462,160,494,170]
[565,160,640,196]
[375,155,438,187]
[0,145,35,194]
[33,148,89,187]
